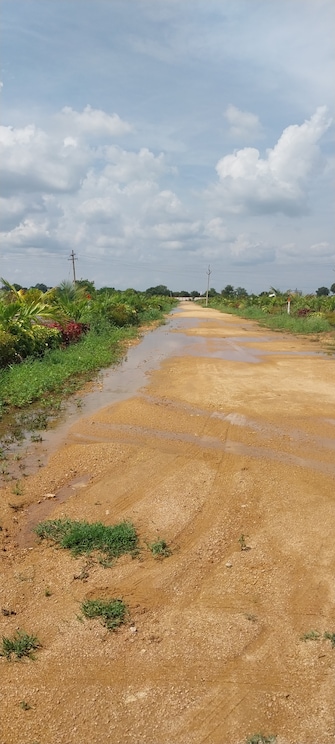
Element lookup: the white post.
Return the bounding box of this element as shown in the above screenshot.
[287,297,291,314]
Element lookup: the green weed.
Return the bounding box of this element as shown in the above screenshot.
[1,630,41,659]
[324,631,335,648]
[238,534,250,551]
[246,735,277,744]
[11,481,23,496]
[147,538,172,559]
[20,700,31,710]
[31,434,43,443]
[35,518,138,559]
[81,598,128,630]
[301,630,321,641]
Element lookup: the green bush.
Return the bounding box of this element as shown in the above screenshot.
[31,325,62,355]
[7,323,35,358]
[0,329,17,367]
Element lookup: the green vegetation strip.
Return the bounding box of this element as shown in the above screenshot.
[0,326,138,411]
[35,518,138,558]
[208,302,332,334]
[81,599,127,630]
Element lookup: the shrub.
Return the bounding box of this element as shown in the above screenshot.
[31,325,61,355]
[46,321,89,345]
[0,329,17,367]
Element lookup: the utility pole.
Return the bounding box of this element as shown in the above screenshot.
[205,264,212,307]
[68,250,77,284]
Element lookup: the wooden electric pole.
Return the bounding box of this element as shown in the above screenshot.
[68,250,77,284]
[205,265,212,307]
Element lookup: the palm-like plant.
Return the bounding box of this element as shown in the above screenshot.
[0,279,64,330]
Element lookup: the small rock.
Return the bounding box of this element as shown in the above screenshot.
[44,493,56,499]
[129,626,137,633]
[225,561,233,568]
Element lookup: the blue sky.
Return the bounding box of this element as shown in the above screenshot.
[1,0,334,293]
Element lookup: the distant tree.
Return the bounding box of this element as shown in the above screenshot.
[31,283,48,293]
[190,290,200,298]
[221,284,235,298]
[235,287,248,298]
[13,283,23,291]
[76,279,96,295]
[330,283,335,294]
[316,286,329,297]
[97,286,116,295]
[179,290,191,297]
[208,287,218,297]
[145,285,171,296]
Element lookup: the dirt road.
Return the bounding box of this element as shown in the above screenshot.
[1,303,335,744]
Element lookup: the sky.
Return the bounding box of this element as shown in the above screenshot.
[1,0,334,294]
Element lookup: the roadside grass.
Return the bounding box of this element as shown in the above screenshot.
[81,598,128,630]
[1,630,41,660]
[34,518,138,559]
[147,538,172,559]
[0,326,138,411]
[0,305,173,466]
[246,736,276,744]
[207,303,332,335]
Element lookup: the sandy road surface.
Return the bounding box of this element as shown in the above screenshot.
[1,304,335,744]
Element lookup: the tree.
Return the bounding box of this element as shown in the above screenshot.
[330,283,335,294]
[316,286,329,297]
[235,287,248,298]
[75,279,96,295]
[221,284,235,298]
[145,285,171,296]
[31,283,48,293]
[190,290,200,298]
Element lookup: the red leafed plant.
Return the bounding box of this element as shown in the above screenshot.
[46,321,89,345]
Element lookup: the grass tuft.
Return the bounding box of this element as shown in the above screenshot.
[246,735,277,744]
[147,538,172,559]
[301,630,321,641]
[1,630,41,659]
[35,518,138,558]
[81,598,127,630]
[324,631,335,648]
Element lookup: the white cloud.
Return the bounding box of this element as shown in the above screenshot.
[59,105,133,137]
[205,217,231,242]
[102,146,168,182]
[229,233,275,264]
[277,240,334,264]
[0,123,91,195]
[224,104,263,141]
[214,107,332,216]
[152,220,201,242]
